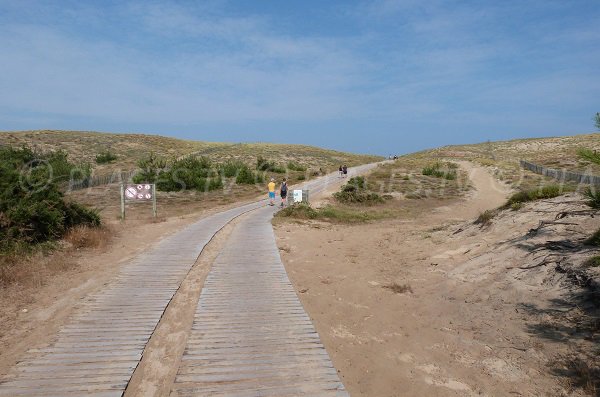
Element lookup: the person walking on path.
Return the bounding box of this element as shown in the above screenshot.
[342,165,348,177]
[280,178,288,207]
[338,165,343,178]
[268,178,276,206]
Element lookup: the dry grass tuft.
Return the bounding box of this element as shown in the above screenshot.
[383,283,413,294]
[64,226,111,249]
[1,226,112,288]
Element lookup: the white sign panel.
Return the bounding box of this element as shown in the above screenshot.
[293,189,303,203]
[125,184,153,201]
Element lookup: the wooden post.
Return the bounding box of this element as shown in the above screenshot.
[120,183,126,220]
[152,184,157,218]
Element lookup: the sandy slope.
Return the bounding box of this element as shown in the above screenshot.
[275,162,597,396]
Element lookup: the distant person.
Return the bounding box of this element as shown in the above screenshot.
[280,178,288,207]
[342,165,348,177]
[339,165,343,177]
[268,178,276,206]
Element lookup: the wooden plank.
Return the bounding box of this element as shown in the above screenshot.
[170,206,350,396]
[0,201,267,396]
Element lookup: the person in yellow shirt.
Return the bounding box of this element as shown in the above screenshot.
[268,178,276,206]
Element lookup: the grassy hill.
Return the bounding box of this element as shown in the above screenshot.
[403,133,600,191]
[0,130,381,174]
[431,133,600,186]
[331,133,600,208]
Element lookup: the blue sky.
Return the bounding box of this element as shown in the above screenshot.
[0,0,598,155]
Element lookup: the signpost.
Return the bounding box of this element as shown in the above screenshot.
[290,189,309,205]
[120,183,157,219]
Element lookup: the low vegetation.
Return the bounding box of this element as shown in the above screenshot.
[577,148,600,165]
[366,157,470,200]
[287,161,307,172]
[275,203,389,223]
[95,150,118,164]
[474,209,497,226]
[422,162,458,180]
[333,176,386,205]
[502,185,565,208]
[583,256,600,268]
[584,187,600,209]
[157,157,223,192]
[132,153,263,191]
[0,131,382,178]
[235,165,264,185]
[0,146,100,253]
[585,228,600,247]
[383,283,413,294]
[257,156,285,173]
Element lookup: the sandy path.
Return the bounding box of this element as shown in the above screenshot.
[430,161,511,221]
[274,163,584,396]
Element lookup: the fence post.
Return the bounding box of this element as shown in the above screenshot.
[120,183,126,220]
[152,184,157,218]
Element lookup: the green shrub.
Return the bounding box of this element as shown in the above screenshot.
[510,202,523,211]
[236,166,263,184]
[584,187,600,209]
[583,256,600,268]
[220,160,247,178]
[297,174,306,181]
[275,203,383,223]
[578,148,600,165]
[95,150,118,164]
[257,156,285,173]
[277,203,319,219]
[585,228,600,246]
[154,156,223,192]
[422,162,457,180]
[474,210,496,226]
[134,152,167,184]
[287,162,307,172]
[334,176,385,205]
[0,146,100,251]
[503,184,564,208]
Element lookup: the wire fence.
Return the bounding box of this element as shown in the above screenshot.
[520,160,600,185]
[68,170,138,191]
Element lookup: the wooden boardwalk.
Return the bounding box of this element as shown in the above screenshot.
[0,202,263,397]
[0,163,378,396]
[170,207,349,397]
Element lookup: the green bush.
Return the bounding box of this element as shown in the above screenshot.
[134,152,167,184]
[585,228,600,246]
[220,160,247,178]
[583,255,600,267]
[275,203,385,223]
[0,146,100,251]
[287,162,307,172]
[95,150,118,164]
[584,187,600,209]
[334,176,385,204]
[503,184,564,208]
[155,156,223,192]
[474,210,496,226]
[577,148,600,165]
[257,156,285,173]
[277,203,319,219]
[422,162,457,180]
[236,165,264,184]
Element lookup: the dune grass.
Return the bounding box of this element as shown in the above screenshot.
[275,203,393,223]
[0,130,382,176]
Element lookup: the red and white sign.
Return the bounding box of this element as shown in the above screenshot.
[125,184,153,201]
